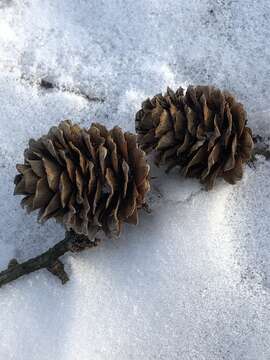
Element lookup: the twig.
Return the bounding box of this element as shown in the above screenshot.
[253,146,270,160]
[142,202,152,213]
[250,135,270,167]
[248,146,270,169]
[20,74,105,103]
[0,231,99,288]
[39,79,105,103]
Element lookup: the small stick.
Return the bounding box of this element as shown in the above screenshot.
[39,79,105,103]
[142,203,152,214]
[253,146,270,160]
[249,136,270,168]
[0,231,99,288]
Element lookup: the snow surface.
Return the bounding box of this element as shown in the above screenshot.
[0,0,270,359]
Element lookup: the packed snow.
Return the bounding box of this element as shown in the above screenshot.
[0,0,270,359]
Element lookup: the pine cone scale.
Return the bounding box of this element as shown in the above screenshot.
[207,117,221,150]
[60,171,72,208]
[155,110,172,137]
[33,178,53,210]
[27,160,46,177]
[121,160,129,198]
[41,192,61,221]
[23,168,38,194]
[239,127,254,160]
[223,134,237,171]
[223,157,243,184]
[42,158,61,192]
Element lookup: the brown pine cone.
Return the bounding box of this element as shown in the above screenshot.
[14,120,150,239]
[135,85,254,189]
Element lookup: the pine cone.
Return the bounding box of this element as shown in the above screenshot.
[14,120,150,239]
[136,85,254,189]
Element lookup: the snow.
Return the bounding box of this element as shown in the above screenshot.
[0,0,270,359]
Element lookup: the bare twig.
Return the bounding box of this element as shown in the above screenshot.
[39,78,105,102]
[20,74,105,103]
[251,135,270,166]
[0,231,99,288]
[253,146,270,160]
[142,203,152,213]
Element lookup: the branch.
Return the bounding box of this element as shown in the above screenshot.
[253,146,270,160]
[0,231,99,288]
[249,135,270,167]
[39,79,105,103]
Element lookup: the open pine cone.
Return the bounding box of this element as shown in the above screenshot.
[14,120,150,239]
[136,85,254,189]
